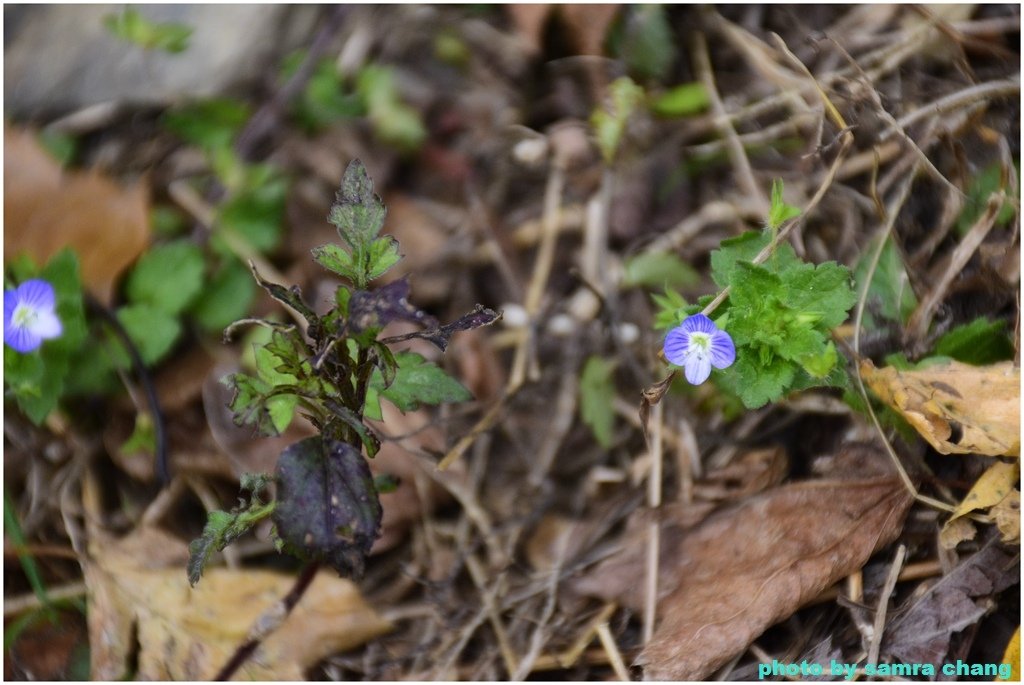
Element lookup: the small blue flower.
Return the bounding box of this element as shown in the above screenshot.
[4,279,63,353]
[664,313,735,385]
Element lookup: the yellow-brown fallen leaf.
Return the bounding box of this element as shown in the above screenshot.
[860,359,1020,457]
[611,444,913,680]
[993,489,1021,544]
[939,460,1019,549]
[4,124,150,304]
[84,526,391,680]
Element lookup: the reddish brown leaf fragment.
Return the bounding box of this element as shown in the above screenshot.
[883,539,1019,668]
[638,448,913,680]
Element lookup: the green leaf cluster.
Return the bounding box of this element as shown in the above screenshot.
[4,250,88,424]
[364,351,471,421]
[104,7,192,54]
[711,230,856,408]
[315,159,401,289]
[186,474,275,586]
[193,160,498,585]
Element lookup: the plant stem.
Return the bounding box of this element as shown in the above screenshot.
[214,562,321,680]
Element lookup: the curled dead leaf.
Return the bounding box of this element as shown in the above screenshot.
[861,359,1020,457]
[83,526,390,680]
[577,444,912,680]
[4,124,150,304]
[940,460,1020,549]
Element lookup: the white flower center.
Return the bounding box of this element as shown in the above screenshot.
[689,331,711,356]
[12,303,38,329]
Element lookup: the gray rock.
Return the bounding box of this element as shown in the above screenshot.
[4,5,319,117]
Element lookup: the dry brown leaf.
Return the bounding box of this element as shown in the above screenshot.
[861,359,1020,457]
[4,124,150,304]
[940,460,1019,549]
[83,526,391,680]
[883,539,1018,669]
[630,444,912,680]
[993,489,1020,544]
[505,5,552,55]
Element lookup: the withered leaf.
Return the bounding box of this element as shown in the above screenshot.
[861,359,1020,456]
[634,446,913,680]
[249,261,320,328]
[883,539,1019,668]
[273,437,382,577]
[378,301,501,352]
[83,526,390,680]
[939,460,1019,549]
[348,277,437,333]
[4,124,150,304]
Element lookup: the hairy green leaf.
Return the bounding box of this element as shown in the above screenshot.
[935,318,1014,365]
[371,352,471,413]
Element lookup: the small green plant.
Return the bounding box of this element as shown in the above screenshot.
[187,160,498,584]
[4,250,88,423]
[104,7,192,54]
[655,180,857,408]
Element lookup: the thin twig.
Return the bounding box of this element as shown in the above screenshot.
[867,544,906,666]
[851,170,955,513]
[694,32,767,212]
[214,562,321,681]
[643,400,664,645]
[596,620,632,682]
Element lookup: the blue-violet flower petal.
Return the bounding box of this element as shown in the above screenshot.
[4,279,62,353]
[663,313,735,385]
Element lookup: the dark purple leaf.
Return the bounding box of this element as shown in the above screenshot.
[884,538,1019,668]
[381,304,501,352]
[348,278,437,333]
[272,436,382,577]
[248,261,319,327]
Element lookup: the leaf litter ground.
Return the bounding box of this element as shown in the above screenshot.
[3,5,1020,681]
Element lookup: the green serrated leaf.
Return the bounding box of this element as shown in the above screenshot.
[934,318,1015,365]
[126,240,205,315]
[779,261,857,329]
[367,236,402,280]
[329,160,388,258]
[187,496,275,586]
[371,352,471,412]
[730,355,796,409]
[580,356,617,449]
[312,243,359,281]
